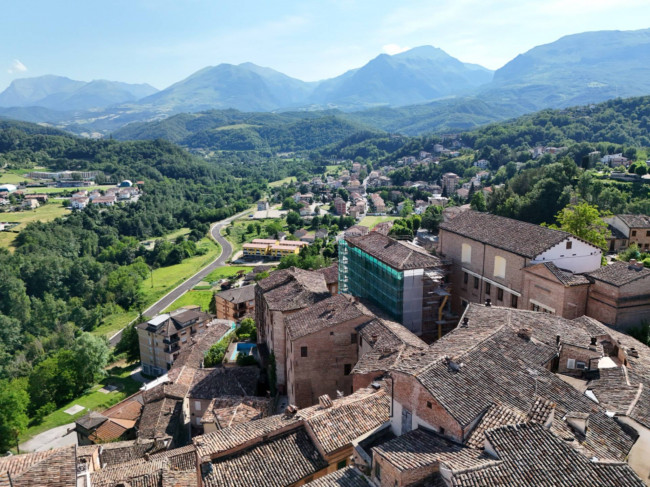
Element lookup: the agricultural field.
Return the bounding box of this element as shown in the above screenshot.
[164,289,214,312]
[358,215,398,228]
[0,203,71,249]
[268,176,297,187]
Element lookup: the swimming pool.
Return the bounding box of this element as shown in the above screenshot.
[230,342,257,361]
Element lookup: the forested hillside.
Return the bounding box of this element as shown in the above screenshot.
[112,109,380,153]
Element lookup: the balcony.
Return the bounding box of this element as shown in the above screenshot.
[164,343,180,354]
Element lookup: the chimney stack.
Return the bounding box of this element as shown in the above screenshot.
[485,298,491,307]
[461,317,469,328]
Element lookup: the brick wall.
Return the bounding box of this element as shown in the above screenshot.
[522,266,589,318]
[586,277,650,329]
[286,316,366,408]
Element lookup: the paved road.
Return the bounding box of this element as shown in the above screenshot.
[19,423,77,453]
[109,210,245,346]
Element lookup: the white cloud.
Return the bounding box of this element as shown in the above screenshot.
[383,44,410,55]
[8,59,27,74]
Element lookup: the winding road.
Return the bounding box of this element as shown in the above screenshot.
[109,209,246,346]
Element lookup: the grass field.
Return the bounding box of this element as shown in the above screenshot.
[0,204,71,249]
[164,290,214,312]
[0,172,30,184]
[19,362,141,443]
[21,185,106,194]
[92,237,222,338]
[205,265,252,282]
[359,215,398,228]
[269,176,296,187]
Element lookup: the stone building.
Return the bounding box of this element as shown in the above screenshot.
[255,267,330,393]
[439,210,601,316]
[284,294,373,407]
[605,214,650,251]
[585,260,650,329]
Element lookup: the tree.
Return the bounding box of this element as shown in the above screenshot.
[0,379,29,452]
[116,322,140,363]
[421,206,443,233]
[73,333,110,390]
[549,202,610,251]
[470,192,487,212]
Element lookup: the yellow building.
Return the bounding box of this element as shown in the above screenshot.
[269,244,300,258]
[243,243,271,256]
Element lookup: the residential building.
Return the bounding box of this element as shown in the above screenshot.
[353,304,645,484]
[317,263,339,295]
[70,196,89,210]
[369,193,385,213]
[257,200,269,211]
[474,158,489,169]
[585,260,650,329]
[91,194,116,206]
[21,198,39,209]
[372,221,394,236]
[439,210,601,315]
[75,394,143,445]
[344,224,370,238]
[24,193,48,203]
[605,214,650,251]
[285,294,373,407]
[339,232,452,336]
[200,396,271,434]
[333,196,347,215]
[255,267,331,393]
[522,262,590,318]
[213,285,255,321]
[441,172,459,194]
[195,385,390,486]
[136,308,227,376]
[601,153,629,167]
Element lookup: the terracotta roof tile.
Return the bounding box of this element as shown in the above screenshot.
[285,295,370,341]
[188,366,260,400]
[90,458,168,487]
[440,210,581,258]
[257,267,330,311]
[526,261,591,286]
[615,214,650,228]
[0,447,76,487]
[345,232,443,270]
[307,466,372,487]
[464,404,526,449]
[587,260,650,287]
[202,427,327,487]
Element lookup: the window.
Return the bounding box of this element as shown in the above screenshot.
[344,364,352,375]
[567,359,575,369]
[576,361,586,370]
[497,288,504,301]
[330,331,334,335]
[632,230,637,237]
[426,401,432,409]
[646,230,650,237]
[473,276,479,289]
[301,346,308,357]
[511,295,518,308]
[195,401,201,411]
[375,463,381,481]
[195,417,201,425]
[439,427,445,435]
[566,241,572,250]
[461,299,468,309]
[485,282,491,295]
[351,333,358,344]
[463,272,468,285]
[461,243,472,263]
[337,460,347,470]
[494,256,506,278]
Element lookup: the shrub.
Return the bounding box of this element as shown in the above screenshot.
[203,331,234,367]
[236,354,257,366]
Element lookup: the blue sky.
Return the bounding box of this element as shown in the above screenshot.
[3,0,650,91]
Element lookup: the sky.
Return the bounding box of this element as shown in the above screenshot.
[3,0,650,91]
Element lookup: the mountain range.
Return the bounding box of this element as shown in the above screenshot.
[1,28,650,136]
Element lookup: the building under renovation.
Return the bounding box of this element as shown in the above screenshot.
[339,232,454,336]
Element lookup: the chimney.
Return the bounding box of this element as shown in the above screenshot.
[517,328,532,341]
[318,394,333,409]
[566,412,589,435]
[590,337,597,346]
[556,334,561,346]
[485,298,491,307]
[285,404,299,416]
[461,317,469,328]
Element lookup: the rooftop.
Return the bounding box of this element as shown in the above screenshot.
[256,267,330,312]
[345,232,444,271]
[188,366,260,400]
[525,261,591,286]
[616,214,650,228]
[307,466,372,486]
[586,260,650,287]
[202,427,327,487]
[440,210,581,259]
[285,294,370,341]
